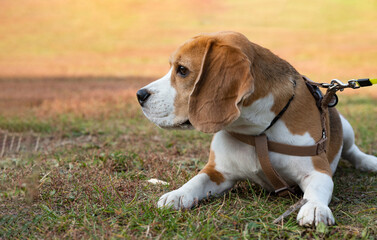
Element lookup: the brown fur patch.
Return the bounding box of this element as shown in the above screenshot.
[280,78,332,175]
[280,78,322,139]
[171,37,210,120]
[311,153,332,176]
[327,108,343,165]
[200,150,225,185]
[188,40,254,133]
[242,40,298,108]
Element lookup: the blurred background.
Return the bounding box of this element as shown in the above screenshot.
[1,0,377,78]
[0,0,376,117]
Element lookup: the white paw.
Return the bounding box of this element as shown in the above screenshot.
[157,189,198,210]
[356,155,377,172]
[297,201,335,226]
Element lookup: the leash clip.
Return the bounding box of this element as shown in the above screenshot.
[321,79,360,91]
[329,79,349,91]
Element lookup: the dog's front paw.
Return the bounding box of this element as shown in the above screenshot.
[297,201,335,226]
[157,190,198,210]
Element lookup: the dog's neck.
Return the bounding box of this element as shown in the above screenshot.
[225,92,280,135]
[226,75,321,144]
[226,45,300,135]
[226,76,297,135]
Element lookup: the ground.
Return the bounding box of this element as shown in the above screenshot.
[0,76,376,239]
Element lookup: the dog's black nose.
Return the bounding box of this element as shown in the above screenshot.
[136,89,151,107]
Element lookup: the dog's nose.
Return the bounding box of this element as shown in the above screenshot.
[136,89,151,107]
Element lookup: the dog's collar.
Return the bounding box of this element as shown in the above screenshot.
[262,79,296,133]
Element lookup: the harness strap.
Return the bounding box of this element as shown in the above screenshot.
[255,134,295,196]
[228,132,327,157]
[303,75,337,152]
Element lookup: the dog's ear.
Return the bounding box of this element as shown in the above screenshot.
[189,40,254,133]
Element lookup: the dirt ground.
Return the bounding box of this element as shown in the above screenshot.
[0,76,153,116]
[1,75,375,118]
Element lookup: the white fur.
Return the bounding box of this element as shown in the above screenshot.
[226,93,276,135]
[139,69,376,227]
[330,147,342,174]
[340,115,377,171]
[157,173,234,209]
[297,172,335,226]
[140,68,179,128]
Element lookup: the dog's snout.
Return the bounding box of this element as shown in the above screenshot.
[136,89,151,107]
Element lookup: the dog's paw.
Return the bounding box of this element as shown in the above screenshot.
[297,201,335,226]
[356,155,377,172]
[157,190,198,210]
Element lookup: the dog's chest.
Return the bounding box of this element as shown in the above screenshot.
[211,130,316,190]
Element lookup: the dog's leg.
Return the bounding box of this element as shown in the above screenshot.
[341,115,377,172]
[297,171,335,226]
[157,172,235,210]
[158,133,240,210]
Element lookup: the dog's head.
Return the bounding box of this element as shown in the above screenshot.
[137,31,255,133]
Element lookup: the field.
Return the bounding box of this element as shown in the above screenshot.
[1,0,376,239]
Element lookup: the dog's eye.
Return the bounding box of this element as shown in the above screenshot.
[177,65,189,77]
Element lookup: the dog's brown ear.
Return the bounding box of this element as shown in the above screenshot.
[189,40,254,133]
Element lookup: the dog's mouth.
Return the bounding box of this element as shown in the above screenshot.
[147,114,193,130]
[179,119,192,128]
[165,119,193,130]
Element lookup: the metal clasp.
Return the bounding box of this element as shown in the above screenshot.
[347,79,361,89]
[321,79,360,91]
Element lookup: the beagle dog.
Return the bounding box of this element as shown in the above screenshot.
[136,31,377,226]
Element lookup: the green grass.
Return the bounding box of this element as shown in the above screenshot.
[0,95,376,239]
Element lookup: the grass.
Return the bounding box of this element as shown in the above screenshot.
[0,78,376,238]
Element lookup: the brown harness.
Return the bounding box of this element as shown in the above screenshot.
[228,76,337,196]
